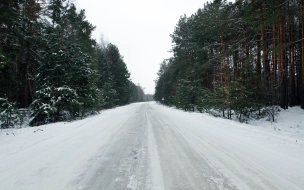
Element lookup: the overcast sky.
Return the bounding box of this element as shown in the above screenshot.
[76,0,210,94]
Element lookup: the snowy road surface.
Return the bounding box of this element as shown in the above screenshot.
[0,102,303,190]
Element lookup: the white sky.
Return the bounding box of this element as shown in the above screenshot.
[76,0,210,94]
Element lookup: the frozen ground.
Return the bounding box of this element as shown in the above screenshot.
[0,102,303,190]
[248,106,304,141]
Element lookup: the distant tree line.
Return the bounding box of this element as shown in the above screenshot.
[0,0,144,127]
[154,0,304,121]
[144,94,154,102]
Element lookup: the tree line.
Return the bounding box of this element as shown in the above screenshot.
[0,0,145,127]
[154,0,304,121]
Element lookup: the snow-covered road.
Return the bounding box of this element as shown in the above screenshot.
[0,102,303,190]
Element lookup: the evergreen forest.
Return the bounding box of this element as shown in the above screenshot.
[154,0,304,122]
[0,0,145,127]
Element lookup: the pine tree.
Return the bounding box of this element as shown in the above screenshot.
[155,0,304,122]
[30,2,99,125]
[105,43,131,105]
[0,0,41,107]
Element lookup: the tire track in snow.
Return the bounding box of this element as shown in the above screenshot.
[146,108,165,190]
[147,103,237,190]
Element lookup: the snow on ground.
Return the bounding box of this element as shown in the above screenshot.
[150,103,304,189]
[0,102,303,190]
[248,106,304,142]
[0,112,107,160]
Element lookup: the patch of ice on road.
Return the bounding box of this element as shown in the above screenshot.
[77,185,88,189]
[127,174,138,189]
[115,177,123,182]
[210,176,225,190]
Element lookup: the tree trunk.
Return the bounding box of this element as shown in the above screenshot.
[301,0,304,108]
[289,1,295,107]
[272,23,278,105]
[256,37,261,81]
[260,2,270,94]
[279,4,288,109]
